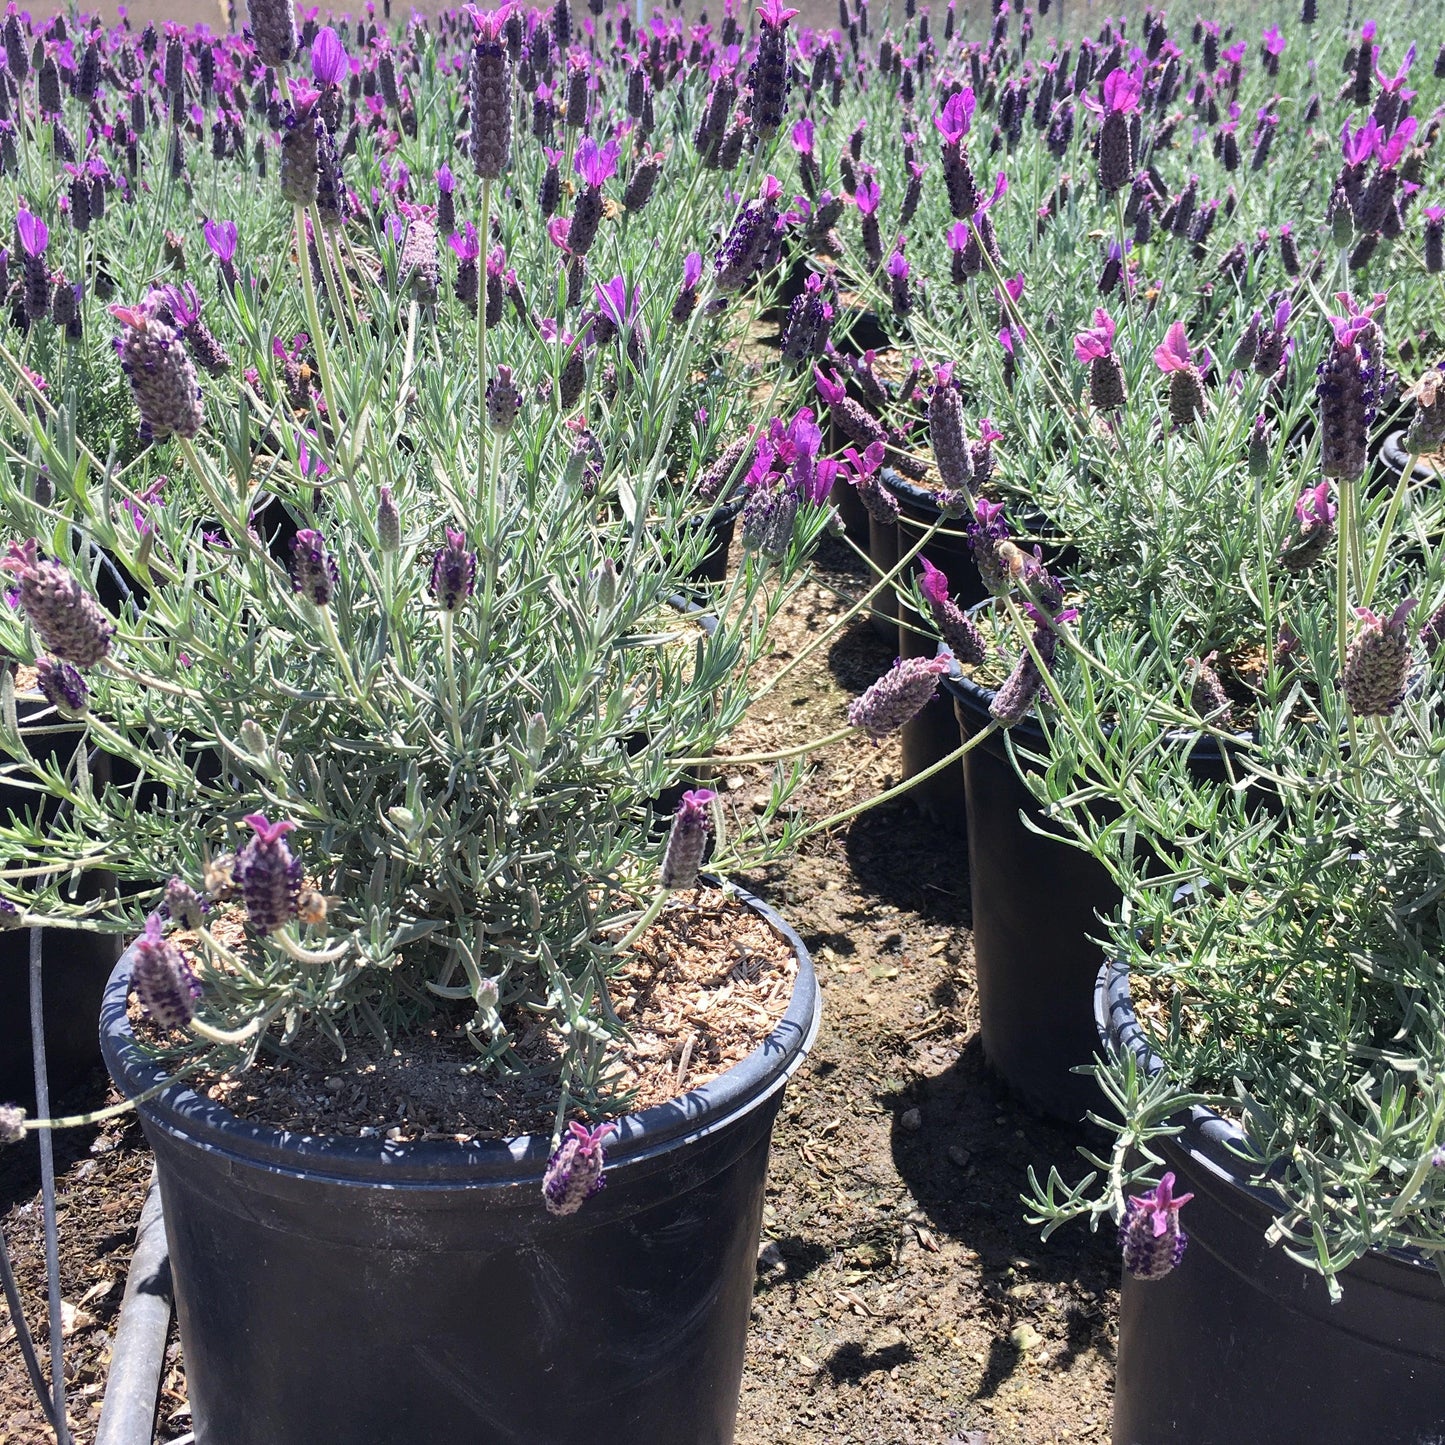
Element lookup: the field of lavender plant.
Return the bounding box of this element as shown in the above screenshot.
[0,0,1442,1438]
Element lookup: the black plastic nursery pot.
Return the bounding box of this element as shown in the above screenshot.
[100,885,820,1445]
[0,691,120,1106]
[945,664,1236,1124]
[1379,428,1445,485]
[1097,960,1445,1445]
[684,487,747,589]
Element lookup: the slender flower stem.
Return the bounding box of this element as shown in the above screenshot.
[29,929,71,1445]
[684,723,856,768]
[795,723,1001,838]
[477,176,492,501]
[440,610,467,752]
[294,205,342,436]
[753,513,947,704]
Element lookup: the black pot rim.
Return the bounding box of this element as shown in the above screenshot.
[1094,954,1439,1279]
[1379,429,1445,483]
[941,600,1249,763]
[101,880,819,1189]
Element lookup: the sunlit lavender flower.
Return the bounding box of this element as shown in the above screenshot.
[377,487,401,553]
[400,206,440,302]
[780,274,833,369]
[935,87,980,219]
[1119,1172,1194,1280]
[661,788,715,889]
[716,176,783,293]
[17,208,49,322]
[486,366,522,431]
[280,84,322,207]
[816,365,888,450]
[163,877,205,931]
[1188,652,1232,723]
[248,0,299,67]
[843,442,898,523]
[672,250,703,323]
[990,604,1077,727]
[1075,308,1125,412]
[919,558,985,665]
[698,434,755,501]
[110,301,204,442]
[1318,296,1386,482]
[1343,600,1416,717]
[567,138,619,257]
[849,655,952,743]
[35,656,87,714]
[430,528,477,612]
[1085,68,1141,194]
[130,913,204,1029]
[927,365,972,491]
[748,0,799,139]
[469,6,513,181]
[968,498,1012,597]
[204,218,239,292]
[1154,322,1206,428]
[2,540,114,667]
[1280,481,1336,572]
[543,1121,614,1216]
[154,283,231,376]
[289,529,339,606]
[449,223,481,313]
[235,814,303,934]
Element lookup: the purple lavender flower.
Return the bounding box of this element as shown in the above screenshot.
[716,176,783,293]
[1154,322,1206,428]
[469,6,513,181]
[1119,1172,1194,1280]
[1,540,114,668]
[698,434,755,501]
[110,301,203,442]
[1342,599,1417,717]
[967,499,1013,597]
[377,487,401,553]
[310,24,347,86]
[1085,68,1141,194]
[990,604,1076,727]
[1075,308,1125,412]
[672,250,703,324]
[1189,652,1232,723]
[780,274,833,369]
[661,788,715,889]
[568,138,619,256]
[927,365,972,491]
[849,655,952,743]
[289,529,339,605]
[486,366,522,432]
[543,1121,614,1216]
[935,88,980,219]
[430,529,477,612]
[1424,207,1444,275]
[400,206,440,302]
[130,912,204,1030]
[918,558,985,665]
[280,84,322,207]
[449,223,481,313]
[234,813,303,934]
[1318,296,1386,482]
[1280,482,1337,572]
[247,0,299,67]
[154,282,232,376]
[163,876,205,931]
[844,442,899,523]
[17,208,49,322]
[816,365,888,450]
[204,218,239,291]
[35,656,87,714]
[747,0,799,139]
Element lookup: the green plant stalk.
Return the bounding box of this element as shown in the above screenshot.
[477,175,492,501]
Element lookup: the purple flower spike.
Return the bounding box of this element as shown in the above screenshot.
[661,788,716,890]
[130,913,203,1030]
[934,87,976,144]
[430,529,477,612]
[849,655,951,743]
[310,25,347,86]
[289,529,339,606]
[1119,1172,1195,1280]
[1,539,114,668]
[543,1121,615,1216]
[1342,599,1417,717]
[235,813,302,934]
[35,656,87,714]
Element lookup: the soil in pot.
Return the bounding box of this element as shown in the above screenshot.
[1098,960,1445,1445]
[102,885,819,1445]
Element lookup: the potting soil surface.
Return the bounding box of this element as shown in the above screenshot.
[0,535,1119,1445]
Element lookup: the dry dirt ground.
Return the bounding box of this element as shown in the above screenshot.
[1,535,1120,1445]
